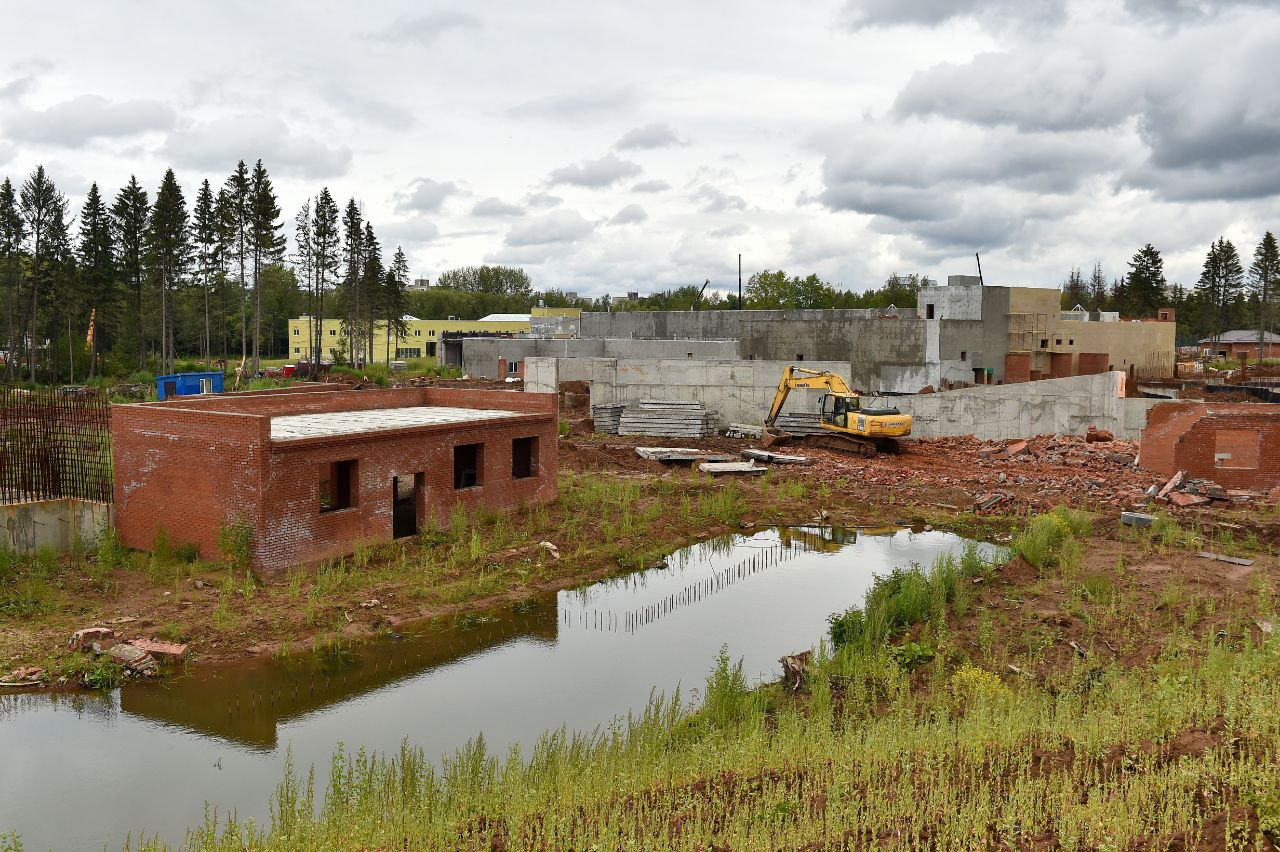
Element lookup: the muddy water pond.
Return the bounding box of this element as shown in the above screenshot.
[1,527,996,850]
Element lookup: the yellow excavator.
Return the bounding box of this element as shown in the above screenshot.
[762,365,912,456]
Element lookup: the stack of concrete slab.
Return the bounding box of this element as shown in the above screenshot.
[591,403,626,434]
[774,412,826,436]
[619,400,719,438]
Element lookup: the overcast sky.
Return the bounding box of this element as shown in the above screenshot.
[2,0,1279,297]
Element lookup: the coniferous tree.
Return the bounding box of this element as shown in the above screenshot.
[191,180,221,366]
[213,187,237,362]
[384,246,410,363]
[248,160,284,375]
[147,168,191,374]
[77,183,115,378]
[111,176,150,370]
[310,188,340,372]
[223,161,251,365]
[1109,276,1129,314]
[0,178,24,380]
[1062,266,1087,310]
[293,198,314,365]
[1125,244,1167,317]
[1249,232,1279,352]
[1087,262,1107,311]
[340,198,364,365]
[19,165,70,381]
[1196,237,1245,349]
[360,221,382,364]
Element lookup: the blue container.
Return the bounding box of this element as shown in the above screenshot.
[156,371,224,401]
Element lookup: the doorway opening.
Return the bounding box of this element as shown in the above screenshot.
[392,473,421,538]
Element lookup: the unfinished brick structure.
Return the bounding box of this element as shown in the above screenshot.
[1140,402,1280,489]
[111,386,558,577]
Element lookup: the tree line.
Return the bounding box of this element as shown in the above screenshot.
[1060,235,1280,347]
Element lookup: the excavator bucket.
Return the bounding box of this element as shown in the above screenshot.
[761,427,794,449]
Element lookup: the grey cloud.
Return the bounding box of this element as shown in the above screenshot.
[372,11,481,45]
[325,85,416,131]
[526,192,562,208]
[508,87,638,119]
[162,114,351,178]
[608,203,648,225]
[616,122,682,150]
[631,180,671,193]
[710,223,748,239]
[695,184,747,213]
[840,0,1066,30]
[504,209,595,246]
[0,75,36,102]
[8,94,175,146]
[378,217,441,245]
[396,178,461,214]
[1123,0,1274,21]
[471,197,525,217]
[547,153,642,188]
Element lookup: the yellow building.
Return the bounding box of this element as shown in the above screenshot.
[286,315,531,366]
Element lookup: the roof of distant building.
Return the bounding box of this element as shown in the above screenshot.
[1197,330,1280,344]
[478,313,532,323]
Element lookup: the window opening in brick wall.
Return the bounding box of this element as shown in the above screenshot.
[1215,429,1261,469]
[320,459,357,512]
[508,360,520,375]
[454,443,483,489]
[512,436,537,479]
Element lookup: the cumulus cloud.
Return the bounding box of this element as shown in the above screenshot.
[7,94,175,146]
[508,87,638,119]
[608,203,648,225]
[371,10,481,45]
[631,179,671,193]
[504,209,595,246]
[162,114,352,178]
[526,192,563,208]
[0,74,36,103]
[396,177,461,213]
[547,152,643,188]
[615,122,682,150]
[378,216,441,245]
[709,223,748,239]
[471,197,524,217]
[695,184,747,213]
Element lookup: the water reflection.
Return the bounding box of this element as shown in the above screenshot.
[1,526,995,851]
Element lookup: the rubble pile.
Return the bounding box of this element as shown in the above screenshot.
[808,432,1265,515]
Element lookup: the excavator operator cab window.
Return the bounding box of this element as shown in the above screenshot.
[822,394,856,428]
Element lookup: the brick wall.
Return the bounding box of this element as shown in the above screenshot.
[112,387,560,577]
[1140,402,1280,489]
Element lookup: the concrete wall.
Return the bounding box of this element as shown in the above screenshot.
[580,308,889,342]
[461,337,736,378]
[583,358,850,425]
[0,499,112,554]
[892,372,1131,440]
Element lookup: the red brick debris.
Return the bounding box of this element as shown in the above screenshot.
[799,433,1272,516]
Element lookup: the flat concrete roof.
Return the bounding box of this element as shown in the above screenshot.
[270,405,535,442]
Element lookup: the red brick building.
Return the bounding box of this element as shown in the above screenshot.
[111,386,558,577]
[1140,402,1280,490]
[1197,330,1280,359]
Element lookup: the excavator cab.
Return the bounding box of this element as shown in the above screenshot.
[820,393,859,428]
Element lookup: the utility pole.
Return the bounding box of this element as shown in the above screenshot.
[975,252,985,286]
[738,253,742,309]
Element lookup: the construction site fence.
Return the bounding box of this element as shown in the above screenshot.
[0,387,113,505]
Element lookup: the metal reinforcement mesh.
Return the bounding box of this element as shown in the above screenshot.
[0,387,113,504]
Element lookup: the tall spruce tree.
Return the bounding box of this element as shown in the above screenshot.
[77,183,115,378]
[1062,266,1087,310]
[18,165,70,382]
[384,246,410,363]
[1125,244,1166,317]
[111,176,150,370]
[223,161,251,365]
[293,198,314,365]
[1087,262,1107,311]
[191,180,221,366]
[213,187,237,362]
[340,198,364,365]
[310,188,340,373]
[1249,232,1279,352]
[146,169,191,374]
[357,221,384,363]
[248,160,284,375]
[1196,237,1245,348]
[0,178,24,380]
